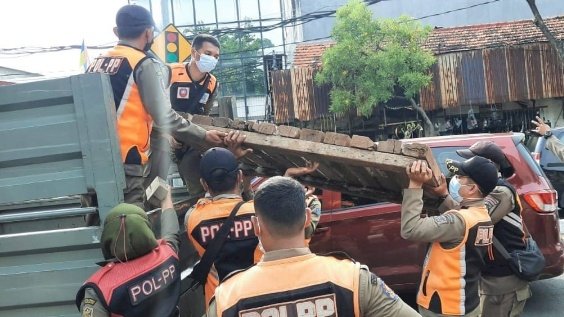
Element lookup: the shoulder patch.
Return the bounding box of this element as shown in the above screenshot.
[371,273,398,300]
[484,195,500,212]
[82,306,94,317]
[433,214,455,225]
[83,298,97,306]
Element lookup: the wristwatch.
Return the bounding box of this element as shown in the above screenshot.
[543,131,553,139]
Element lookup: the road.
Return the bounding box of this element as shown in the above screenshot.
[524,273,564,316]
[523,219,564,316]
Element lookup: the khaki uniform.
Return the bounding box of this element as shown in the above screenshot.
[305,195,321,240]
[439,184,531,316]
[207,248,420,317]
[402,189,493,316]
[547,135,564,162]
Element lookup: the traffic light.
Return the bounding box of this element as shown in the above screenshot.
[165,31,179,63]
[150,24,192,63]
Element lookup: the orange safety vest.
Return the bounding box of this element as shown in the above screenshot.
[75,240,180,317]
[168,63,217,115]
[417,206,493,315]
[215,253,361,317]
[87,45,153,164]
[186,198,262,306]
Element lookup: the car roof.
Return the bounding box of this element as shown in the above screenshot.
[386,132,522,146]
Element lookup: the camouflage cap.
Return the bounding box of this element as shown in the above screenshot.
[100,203,157,261]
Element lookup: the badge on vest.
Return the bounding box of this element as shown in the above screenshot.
[128,264,176,305]
[177,87,190,99]
[475,225,494,246]
[239,294,337,317]
[199,93,210,104]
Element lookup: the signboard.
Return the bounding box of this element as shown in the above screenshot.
[151,24,192,63]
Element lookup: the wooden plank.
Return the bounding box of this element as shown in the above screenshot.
[350,135,375,150]
[278,125,301,139]
[377,139,402,154]
[299,128,325,142]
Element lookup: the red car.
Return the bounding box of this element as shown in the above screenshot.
[308,133,564,292]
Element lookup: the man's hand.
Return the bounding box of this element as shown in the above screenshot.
[406,160,433,189]
[224,130,253,159]
[205,130,227,146]
[284,161,320,178]
[428,174,449,198]
[531,116,551,136]
[305,186,316,197]
[161,184,174,210]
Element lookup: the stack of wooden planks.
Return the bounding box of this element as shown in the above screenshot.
[184,115,442,205]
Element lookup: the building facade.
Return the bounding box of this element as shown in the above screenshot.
[298,0,564,43]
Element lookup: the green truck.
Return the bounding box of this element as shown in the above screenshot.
[0,74,126,316]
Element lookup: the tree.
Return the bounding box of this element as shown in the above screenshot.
[216,27,274,96]
[315,0,436,135]
[183,21,274,97]
[526,0,564,62]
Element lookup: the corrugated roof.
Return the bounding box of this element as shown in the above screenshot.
[292,16,564,67]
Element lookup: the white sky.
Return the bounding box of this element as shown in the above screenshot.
[0,0,129,77]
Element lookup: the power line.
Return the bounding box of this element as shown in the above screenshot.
[0,0,503,58]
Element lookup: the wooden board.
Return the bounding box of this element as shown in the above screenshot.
[185,116,441,205]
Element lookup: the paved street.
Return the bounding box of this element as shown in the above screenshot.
[523,219,564,316]
[524,273,564,316]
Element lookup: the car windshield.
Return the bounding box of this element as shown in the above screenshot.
[430,146,468,177]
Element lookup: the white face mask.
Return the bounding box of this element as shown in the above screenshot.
[195,52,218,73]
[449,176,463,203]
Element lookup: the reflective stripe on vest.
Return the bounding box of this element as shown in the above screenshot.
[187,198,261,306]
[75,240,180,317]
[169,62,217,114]
[215,253,361,317]
[87,45,152,164]
[417,206,493,315]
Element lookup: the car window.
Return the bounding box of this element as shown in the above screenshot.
[525,133,540,152]
[517,142,545,176]
[430,146,468,176]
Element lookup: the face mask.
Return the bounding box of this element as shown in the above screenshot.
[196,53,218,73]
[143,38,154,52]
[449,176,463,203]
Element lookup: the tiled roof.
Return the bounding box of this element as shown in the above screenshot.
[292,16,564,67]
[292,41,335,68]
[424,15,564,54]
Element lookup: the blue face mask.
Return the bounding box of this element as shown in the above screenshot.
[449,176,463,202]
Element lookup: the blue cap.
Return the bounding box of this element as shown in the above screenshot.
[116,5,156,29]
[200,147,239,184]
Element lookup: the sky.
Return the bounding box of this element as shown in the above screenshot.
[0,0,129,78]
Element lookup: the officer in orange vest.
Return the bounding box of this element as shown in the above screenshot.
[87,5,225,207]
[147,34,221,208]
[401,158,497,316]
[185,147,261,308]
[433,141,531,316]
[76,187,181,317]
[209,176,419,317]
